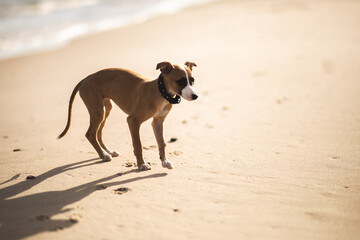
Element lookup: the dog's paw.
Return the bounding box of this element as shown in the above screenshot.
[110,151,120,157]
[162,159,174,169]
[101,153,112,162]
[139,163,152,171]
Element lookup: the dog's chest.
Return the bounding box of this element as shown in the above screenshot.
[154,103,172,118]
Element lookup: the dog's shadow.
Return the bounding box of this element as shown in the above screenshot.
[0,158,167,240]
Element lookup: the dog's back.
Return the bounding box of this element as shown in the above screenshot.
[80,68,148,114]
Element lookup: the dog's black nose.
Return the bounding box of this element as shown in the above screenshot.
[191,94,198,100]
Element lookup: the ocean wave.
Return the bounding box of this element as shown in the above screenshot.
[0,0,215,60]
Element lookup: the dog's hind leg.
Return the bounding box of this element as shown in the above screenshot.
[81,93,112,162]
[97,99,120,158]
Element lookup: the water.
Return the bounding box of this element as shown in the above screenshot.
[0,0,215,60]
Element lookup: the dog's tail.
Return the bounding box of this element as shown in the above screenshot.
[57,80,83,139]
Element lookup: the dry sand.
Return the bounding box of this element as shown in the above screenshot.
[1,0,360,239]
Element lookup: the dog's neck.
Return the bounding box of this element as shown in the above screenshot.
[157,73,181,104]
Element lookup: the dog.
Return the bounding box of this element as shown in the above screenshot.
[57,61,198,171]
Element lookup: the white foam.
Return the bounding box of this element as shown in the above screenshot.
[0,0,217,60]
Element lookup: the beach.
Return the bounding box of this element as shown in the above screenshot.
[0,0,360,239]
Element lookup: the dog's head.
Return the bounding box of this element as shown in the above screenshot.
[156,61,198,101]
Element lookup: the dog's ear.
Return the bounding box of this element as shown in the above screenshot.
[184,61,197,71]
[156,61,174,74]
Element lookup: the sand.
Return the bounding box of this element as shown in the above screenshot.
[1,0,360,239]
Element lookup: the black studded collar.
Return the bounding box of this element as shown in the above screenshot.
[157,73,181,104]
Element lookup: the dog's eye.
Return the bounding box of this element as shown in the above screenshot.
[189,77,195,86]
[176,78,187,87]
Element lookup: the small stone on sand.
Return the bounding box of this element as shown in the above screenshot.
[114,187,130,194]
[169,138,178,143]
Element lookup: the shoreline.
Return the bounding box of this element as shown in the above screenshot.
[0,0,217,61]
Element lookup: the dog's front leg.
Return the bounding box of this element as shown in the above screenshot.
[152,117,174,169]
[127,116,151,171]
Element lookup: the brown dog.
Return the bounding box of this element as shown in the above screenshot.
[58,61,198,170]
